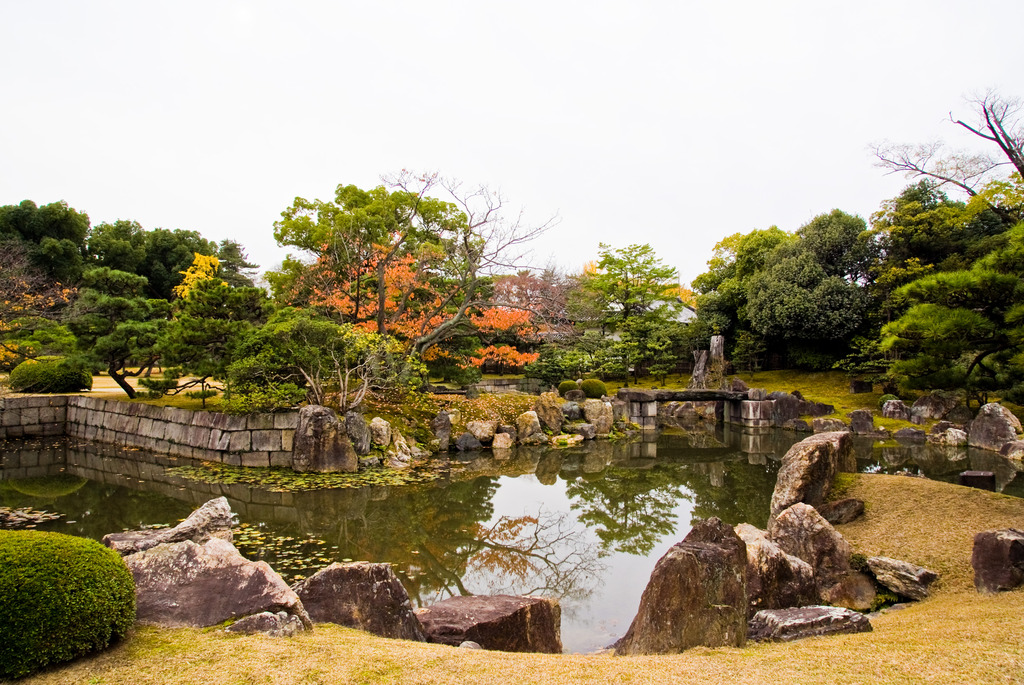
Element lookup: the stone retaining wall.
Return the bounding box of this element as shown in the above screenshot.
[471,378,545,395]
[0,395,297,466]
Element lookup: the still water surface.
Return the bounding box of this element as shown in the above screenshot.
[2,427,1022,652]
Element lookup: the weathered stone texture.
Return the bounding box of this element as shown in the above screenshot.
[292,405,357,473]
[866,556,939,601]
[615,517,747,655]
[293,562,425,640]
[748,606,872,642]
[972,528,1024,593]
[125,538,311,629]
[104,496,233,555]
[416,595,561,653]
[770,432,852,519]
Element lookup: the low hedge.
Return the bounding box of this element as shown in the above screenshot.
[0,531,136,679]
[580,379,608,398]
[7,358,92,393]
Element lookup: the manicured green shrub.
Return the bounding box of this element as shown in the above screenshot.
[0,531,136,679]
[557,380,578,397]
[580,379,608,399]
[878,393,899,409]
[7,358,92,393]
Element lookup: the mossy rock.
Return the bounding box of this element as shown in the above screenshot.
[0,531,136,679]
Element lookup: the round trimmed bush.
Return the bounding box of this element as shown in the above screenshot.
[557,380,578,397]
[7,358,92,393]
[0,531,136,679]
[580,379,607,399]
[878,393,899,410]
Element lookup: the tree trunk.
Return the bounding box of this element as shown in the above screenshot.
[108,364,137,399]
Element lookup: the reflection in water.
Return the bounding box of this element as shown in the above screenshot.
[3,427,1022,652]
[567,467,687,556]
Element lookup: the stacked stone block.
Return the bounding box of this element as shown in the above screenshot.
[1,395,298,467]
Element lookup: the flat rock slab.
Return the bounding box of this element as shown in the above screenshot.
[225,611,305,637]
[867,556,939,601]
[749,606,872,642]
[292,562,425,641]
[818,498,865,526]
[104,496,233,555]
[416,595,562,653]
[125,538,311,629]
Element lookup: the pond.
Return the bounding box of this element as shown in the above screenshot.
[2,426,1022,653]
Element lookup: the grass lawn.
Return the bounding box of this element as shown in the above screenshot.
[21,473,1024,685]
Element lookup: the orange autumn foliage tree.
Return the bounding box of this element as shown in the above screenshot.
[468,345,539,372]
[271,172,556,356]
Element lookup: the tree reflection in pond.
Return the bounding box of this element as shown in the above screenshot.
[566,467,687,556]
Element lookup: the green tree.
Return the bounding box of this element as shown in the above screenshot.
[87,222,218,300]
[271,172,553,355]
[228,308,421,411]
[690,226,793,351]
[0,200,90,282]
[577,243,681,330]
[745,211,872,368]
[216,239,258,288]
[67,269,168,398]
[145,278,271,404]
[881,223,1024,406]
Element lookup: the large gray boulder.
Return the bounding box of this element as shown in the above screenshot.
[292,562,425,640]
[972,528,1024,593]
[866,556,939,601]
[768,503,852,595]
[770,432,853,519]
[292,405,357,473]
[748,606,872,642]
[968,403,1022,452]
[416,595,561,653]
[344,411,372,455]
[534,392,565,433]
[517,411,548,445]
[466,420,497,444]
[734,524,816,619]
[369,417,393,448]
[455,431,483,452]
[125,537,312,629]
[582,399,614,435]
[881,399,911,422]
[911,392,959,422]
[566,423,597,440]
[384,431,413,468]
[847,410,888,438]
[104,496,233,555]
[614,517,747,655]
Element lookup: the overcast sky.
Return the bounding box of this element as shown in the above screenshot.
[3,1,1022,287]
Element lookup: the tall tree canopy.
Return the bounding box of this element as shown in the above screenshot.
[0,200,90,282]
[270,172,553,354]
[882,222,1024,406]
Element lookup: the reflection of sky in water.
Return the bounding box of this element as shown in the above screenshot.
[468,473,696,653]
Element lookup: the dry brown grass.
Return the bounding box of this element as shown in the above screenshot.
[22,474,1024,685]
